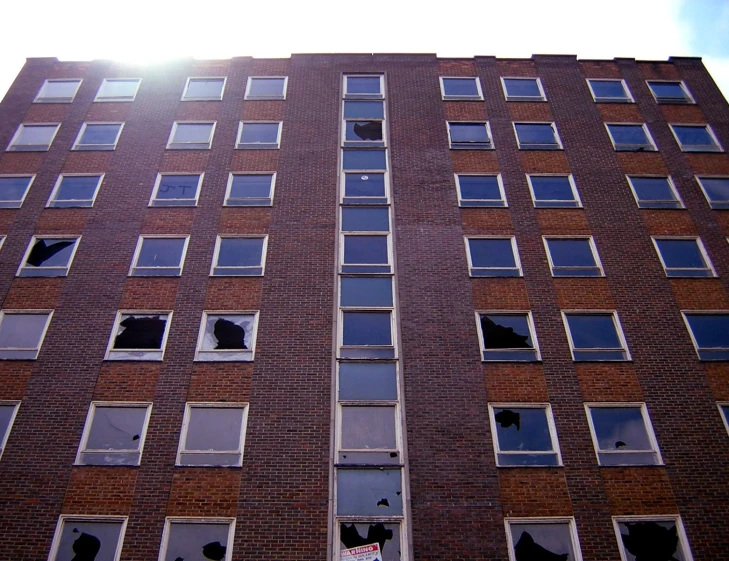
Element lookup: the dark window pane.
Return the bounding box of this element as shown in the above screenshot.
[339,362,397,401]
[113,315,167,350]
[650,82,689,100]
[340,523,401,561]
[503,78,541,98]
[155,175,199,201]
[342,207,389,232]
[685,314,729,348]
[530,176,575,201]
[345,121,383,143]
[509,523,576,561]
[655,239,706,269]
[79,124,120,145]
[458,176,501,201]
[165,523,230,561]
[249,78,286,96]
[138,238,185,267]
[347,77,381,95]
[25,238,76,267]
[566,315,621,348]
[450,123,489,143]
[343,101,385,119]
[609,125,650,146]
[481,315,534,350]
[591,80,629,99]
[673,125,716,147]
[547,239,596,267]
[469,239,516,268]
[343,236,388,264]
[618,521,686,561]
[337,469,402,516]
[185,407,243,451]
[240,123,279,143]
[699,177,729,204]
[341,277,393,307]
[515,123,557,145]
[494,408,553,451]
[86,406,147,451]
[0,176,32,201]
[341,406,397,449]
[342,150,387,171]
[229,175,273,199]
[342,312,392,346]
[344,173,386,197]
[590,407,652,451]
[442,78,480,97]
[218,238,263,267]
[629,177,677,202]
[56,176,100,201]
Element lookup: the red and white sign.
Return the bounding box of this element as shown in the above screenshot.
[341,543,382,561]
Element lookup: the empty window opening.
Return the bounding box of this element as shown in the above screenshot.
[195,313,257,362]
[544,237,603,277]
[344,120,385,147]
[49,517,127,561]
[337,468,403,516]
[514,122,562,150]
[106,312,171,361]
[95,79,141,102]
[236,122,282,149]
[586,404,661,466]
[167,122,215,149]
[48,174,103,208]
[245,76,287,99]
[614,517,692,561]
[563,312,630,361]
[226,174,275,206]
[151,174,202,206]
[342,149,387,171]
[341,311,394,359]
[501,77,546,101]
[339,523,401,561]
[456,174,506,207]
[0,175,34,208]
[606,124,656,151]
[76,403,151,466]
[447,122,492,149]
[670,124,722,152]
[341,234,391,274]
[35,79,82,103]
[343,172,388,205]
[527,175,581,208]
[467,238,521,277]
[682,312,729,361]
[340,277,393,308]
[342,207,390,232]
[627,176,683,209]
[19,237,78,277]
[0,311,53,360]
[130,236,188,276]
[343,100,385,120]
[162,519,235,561]
[478,313,539,361]
[506,520,581,561]
[696,176,729,209]
[7,123,60,151]
[212,237,267,276]
[440,77,483,100]
[0,402,20,459]
[178,404,248,466]
[344,75,384,98]
[647,81,694,104]
[587,79,632,102]
[652,238,715,277]
[73,123,123,150]
[490,405,560,466]
[182,77,225,101]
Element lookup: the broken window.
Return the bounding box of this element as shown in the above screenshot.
[195,313,257,362]
[342,149,387,171]
[440,77,483,100]
[606,123,656,151]
[0,402,20,459]
[447,122,493,149]
[76,403,151,466]
[18,236,79,277]
[478,313,540,361]
[167,122,216,149]
[337,468,403,516]
[490,405,561,466]
[344,120,385,147]
[35,79,82,103]
[456,174,506,207]
[7,123,60,151]
[344,75,384,99]
[245,76,287,99]
[670,124,723,152]
[340,277,393,307]
[49,516,127,561]
[652,237,715,277]
[543,237,603,277]
[48,174,103,208]
[344,100,385,120]
[130,236,188,276]
[341,311,394,359]
[212,236,267,276]
[106,311,171,361]
[342,234,391,274]
[236,122,282,149]
[339,362,398,402]
[514,122,562,150]
[162,518,234,561]
[150,174,203,206]
[342,172,388,205]
[342,207,390,232]
[0,175,35,208]
[73,123,123,150]
[182,77,225,101]
[696,176,729,209]
[647,80,694,104]
[95,78,141,102]
[339,522,402,561]
[501,77,546,101]
[506,519,580,561]
[563,312,630,361]
[225,173,275,206]
[626,176,684,209]
[682,312,729,361]
[0,310,53,360]
[614,517,692,561]
[585,404,662,466]
[467,237,522,277]
[527,174,582,208]
[587,79,633,103]
[178,404,248,466]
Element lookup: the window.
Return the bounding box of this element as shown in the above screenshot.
[466,237,521,277]
[543,237,603,277]
[514,122,562,150]
[587,79,633,103]
[0,402,20,459]
[341,234,391,274]
[670,124,723,152]
[340,277,393,308]
[177,403,248,465]
[0,175,34,208]
[105,311,172,361]
[95,78,141,102]
[696,176,729,209]
[340,311,395,359]
[236,121,282,149]
[34,79,82,103]
[182,77,225,101]
[344,75,384,99]
[505,519,582,561]
[49,516,127,561]
[245,76,287,100]
[605,123,656,151]
[17,236,80,277]
[439,77,483,100]
[342,172,388,205]
[342,149,387,171]
[447,122,493,149]
[160,518,235,561]
[75,402,152,466]
[130,236,189,276]
[501,77,546,101]
[343,100,384,120]
[167,122,215,149]
[195,312,258,362]
[682,312,729,360]
[342,206,389,232]
[489,405,561,466]
[343,119,385,147]
[562,312,630,361]
[47,174,103,208]
[72,122,123,150]
[527,174,582,208]
[7,123,60,151]
[652,237,715,277]
[477,312,540,361]
[336,468,403,516]
[150,173,202,206]
[338,522,403,561]
[456,174,506,207]
[719,403,729,436]
[211,236,267,276]
[225,173,275,206]
[626,176,684,209]
[585,403,662,466]
[647,80,694,104]
[613,516,693,561]
[0,311,53,360]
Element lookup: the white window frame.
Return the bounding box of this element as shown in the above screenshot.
[0,174,36,208]
[561,310,631,362]
[94,78,142,102]
[225,172,276,206]
[211,235,268,276]
[17,235,81,277]
[74,401,153,466]
[176,403,249,466]
[166,121,216,150]
[586,78,634,103]
[646,80,695,104]
[500,76,547,101]
[339,232,393,274]
[718,402,729,436]
[6,123,60,152]
[149,173,203,207]
[0,236,4,252]
[129,235,190,277]
[181,76,226,101]
[669,123,724,153]
[104,310,172,361]
[244,76,288,100]
[340,170,390,205]
[439,76,484,101]
[681,310,729,361]
[465,236,522,277]
[695,175,729,209]
[505,518,582,561]
[526,173,582,208]
[49,515,128,561]
[488,404,562,467]
[447,121,493,149]
[34,79,83,103]
[584,402,663,466]
[626,175,684,209]
[476,311,541,362]
[338,308,398,359]
[194,311,259,362]
[47,173,104,208]
[605,122,657,152]
[159,517,236,561]
[455,173,507,207]
[0,401,20,460]
[236,121,283,149]
[513,121,563,150]
[651,236,716,278]
[72,122,124,151]
[543,236,604,277]
[343,74,385,99]
[0,309,53,360]
[612,515,693,561]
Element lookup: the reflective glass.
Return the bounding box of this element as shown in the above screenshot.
[655,239,707,269]
[78,124,120,145]
[530,176,576,202]
[590,80,630,100]
[185,407,243,451]
[54,176,100,203]
[86,406,146,451]
[344,173,386,197]
[566,315,621,349]
[341,277,393,307]
[342,312,392,346]
[685,314,729,349]
[342,150,387,170]
[547,239,596,267]
[248,77,286,97]
[218,238,264,267]
[0,314,49,349]
[337,469,402,516]
[137,238,185,268]
[343,236,388,264]
[468,239,516,268]
[154,175,199,202]
[515,123,558,145]
[347,77,381,95]
[442,78,480,97]
[338,362,397,401]
[449,123,489,143]
[503,78,542,98]
[342,207,389,232]
[343,101,385,120]
[185,78,224,99]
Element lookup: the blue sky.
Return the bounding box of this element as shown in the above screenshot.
[0,0,728,102]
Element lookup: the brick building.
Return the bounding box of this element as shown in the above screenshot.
[0,53,727,561]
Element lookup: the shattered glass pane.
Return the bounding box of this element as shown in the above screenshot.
[343,101,385,120]
[481,315,537,361]
[342,312,392,346]
[629,177,681,208]
[590,80,630,100]
[347,76,382,96]
[54,519,124,561]
[239,123,279,145]
[154,175,200,204]
[185,78,224,99]
[200,315,253,351]
[164,521,231,561]
[52,175,101,206]
[342,207,389,232]
[509,522,577,561]
[345,121,383,144]
[337,469,402,515]
[338,362,397,401]
[0,176,33,206]
[0,313,49,349]
[248,77,286,97]
[515,123,559,147]
[530,175,579,207]
[494,407,558,466]
[699,177,729,208]
[618,520,687,561]
[341,406,397,449]
[136,238,185,271]
[340,277,393,307]
[340,523,401,561]
[503,78,542,99]
[228,174,273,205]
[85,406,147,457]
[77,124,121,147]
[185,407,244,452]
[113,315,167,350]
[589,407,658,465]
[468,238,518,276]
[442,78,480,97]
[655,239,711,276]
[342,150,387,171]
[22,238,76,273]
